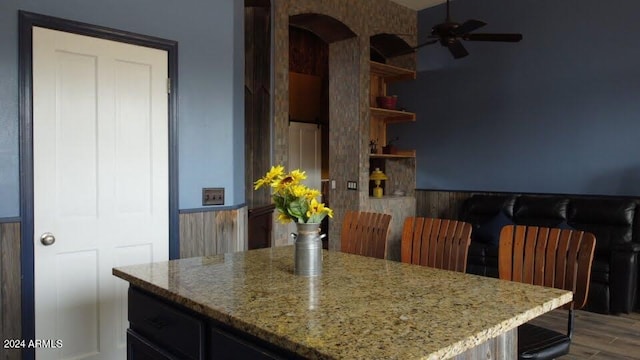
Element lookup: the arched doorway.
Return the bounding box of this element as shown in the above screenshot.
[288,13,357,247]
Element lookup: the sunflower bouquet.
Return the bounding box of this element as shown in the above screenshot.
[254,165,333,224]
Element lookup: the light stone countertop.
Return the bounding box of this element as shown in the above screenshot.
[113,246,572,360]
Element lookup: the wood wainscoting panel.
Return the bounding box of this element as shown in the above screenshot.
[0,222,21,360]
[179,212,205,258]
[451,327,516,360]
[179,207,247,258]
[416,190,473,220]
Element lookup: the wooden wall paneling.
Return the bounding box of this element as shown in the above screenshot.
[245,0,270,7]
[217,209,245,253]
[245,8,256,93]
[445,192,455,218]
[215,211,233,254]
[180,209,246,258]
[415,190,425,216]
[428,191,438,217]
[222,211,235,253]
[438,191,451,218]
[179,213,204,258]
[235,206,248,252]
[0,222,21,360]
[416,190,436,218]
[245,5,271,207]
[245,5,256,206]
[203,211,219,256]
[416,190,472,220]
[244,85,256,202]
[449,191,470,219]
[289,27,328,76]
[451,327,516,360]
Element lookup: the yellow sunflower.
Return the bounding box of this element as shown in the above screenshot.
[254,165,284,189]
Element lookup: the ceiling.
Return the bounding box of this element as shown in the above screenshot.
[390,0,445,10]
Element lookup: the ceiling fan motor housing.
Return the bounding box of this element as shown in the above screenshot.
[432,22,458,36]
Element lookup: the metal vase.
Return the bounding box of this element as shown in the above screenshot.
[292,222,324,276]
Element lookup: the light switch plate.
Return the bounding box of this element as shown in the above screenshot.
[347,181,358,190]
[203,188,224,205]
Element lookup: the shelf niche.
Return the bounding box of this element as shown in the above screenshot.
[368,60,417,198]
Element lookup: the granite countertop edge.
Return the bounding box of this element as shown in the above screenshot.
[112,249,573,360]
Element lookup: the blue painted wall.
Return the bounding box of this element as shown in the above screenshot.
[0,0,244,218]
[390,0,640,196]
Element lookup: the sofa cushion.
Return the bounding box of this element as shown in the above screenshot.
[568,198,635,225]
[472,211,514,246]
[555,220,574,230]
[568,198,636,254]
[460,195,517,225]
[513,196,569,227]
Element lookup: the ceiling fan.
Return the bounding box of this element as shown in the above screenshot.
[416,0,523,59]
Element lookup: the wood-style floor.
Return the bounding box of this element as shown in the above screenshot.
[527,309,640,359]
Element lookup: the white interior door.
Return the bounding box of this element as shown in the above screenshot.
[288,122,322,196]
[33,26,169,360]
[288,121,322,239]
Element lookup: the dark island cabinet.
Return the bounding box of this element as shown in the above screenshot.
[128,287,204,359]
[127,330,180,360]
[127,287,300,360]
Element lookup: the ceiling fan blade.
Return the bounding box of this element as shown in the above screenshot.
[463,33,523,42]
[415,39,438,50]
[384,39,437,57]
[453,19,487,35]
[447,39,469,59]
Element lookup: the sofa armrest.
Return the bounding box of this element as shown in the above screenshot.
[612,242,640,253]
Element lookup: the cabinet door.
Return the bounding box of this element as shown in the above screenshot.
[127,330,179,360]
[209,326,288,360]
[129,287,204,359]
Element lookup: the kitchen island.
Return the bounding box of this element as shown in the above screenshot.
[113,246,571,359]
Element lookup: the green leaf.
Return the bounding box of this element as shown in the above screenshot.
[287,198,309,222]
[273,196,286,214]
[307,212,326,224]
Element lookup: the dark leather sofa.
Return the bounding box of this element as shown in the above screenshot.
[460,194,640,314]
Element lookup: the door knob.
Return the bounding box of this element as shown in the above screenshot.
[40,232,56,246]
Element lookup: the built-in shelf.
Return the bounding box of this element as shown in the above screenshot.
[370,151,415,159]
[370,61,416,82]
[370,107,416,122]
[368,60,417,198]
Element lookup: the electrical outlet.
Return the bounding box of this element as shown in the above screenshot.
[347,181,358,190]
[202,188,224,206]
